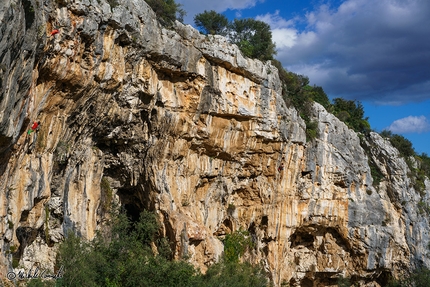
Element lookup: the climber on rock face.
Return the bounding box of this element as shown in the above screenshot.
[50,29,60,37]
[27,121,40,135]
[278,163,284,172]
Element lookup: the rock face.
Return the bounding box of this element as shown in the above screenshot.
[0,0,429,285]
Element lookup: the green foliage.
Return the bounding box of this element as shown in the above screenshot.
[379,131,430,194]
[310,86,331,110]
[305,121,318,142]
[379,129,392,138]
[417,200,430,215]
[418,153,430,175]
[369,161,384,186]
[144,0,186,27]
[56,231,99,286]
[332,98,370,134]
[271,60,332,141]
[56,210,173,287]
[337,276,352,287]
[12,257,19,268]
[229,18,276,61]
[56,210,269,286]
[194,10,229,35]
[389,134,415,158]
[415,153,430,194]
[27,278,56,287]
[223,230,253,263]
[106,0,119,9]
[202,261,269,287]
[387,267,430,287]
[100,177,113,213]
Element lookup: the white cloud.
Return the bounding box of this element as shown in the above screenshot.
[256,11,298,49]
[177,0,263,24]
[272,28,298,49]
[387,116,430,134]
[272,0,430,104]
[178,0,430,104]
[256,10,295,29]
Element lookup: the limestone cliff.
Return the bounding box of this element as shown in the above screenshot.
[0,0,429,286]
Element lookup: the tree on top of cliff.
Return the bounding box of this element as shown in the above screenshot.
[380,130,415,158]
[194,10,229,36]
[229,18,277,61]
[332,98,371,134]
[271,59,331,141]
[144,0,186,27]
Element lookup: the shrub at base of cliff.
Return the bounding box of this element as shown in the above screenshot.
[201,261,269,287]
[386,267,430,287]
[47,210,270,287]
[223,230,254,263]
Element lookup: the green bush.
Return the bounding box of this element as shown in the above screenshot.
[194,10,229,35]
[337,276,352,287]
[270,60,333,141]
[55,210,173,286]
[378,131,430,194]
[229,18,276,61]
[55,210,269,286]
[332,98,370,134]
[100,177,113,214]
[27,278,56,287]
[389,134,415,158]
[223,230,253,263]
[369,158,384,186]
[106,0,119,9]
[144,0,186,27]
[305,121,318,142]
[202,261,269,287]
[387,267,430,287]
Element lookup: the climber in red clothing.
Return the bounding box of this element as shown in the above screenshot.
[27,121,40,135]
[278,163,284,172]
[50,29,60,37]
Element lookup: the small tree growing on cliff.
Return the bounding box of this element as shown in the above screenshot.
[144,0,186,27]
[332,98,370,134]
[194,10,229,35]
[229,18,276,61]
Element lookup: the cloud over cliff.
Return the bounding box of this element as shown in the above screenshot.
[387,115,430,134]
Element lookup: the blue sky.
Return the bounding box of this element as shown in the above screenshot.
[177,0,430,155]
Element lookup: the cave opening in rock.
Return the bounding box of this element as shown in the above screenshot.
[116,186,146,223]
[290,229,315,250]
[124,203,141,223]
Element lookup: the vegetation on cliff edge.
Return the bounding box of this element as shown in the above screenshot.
[144,0,186,27]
